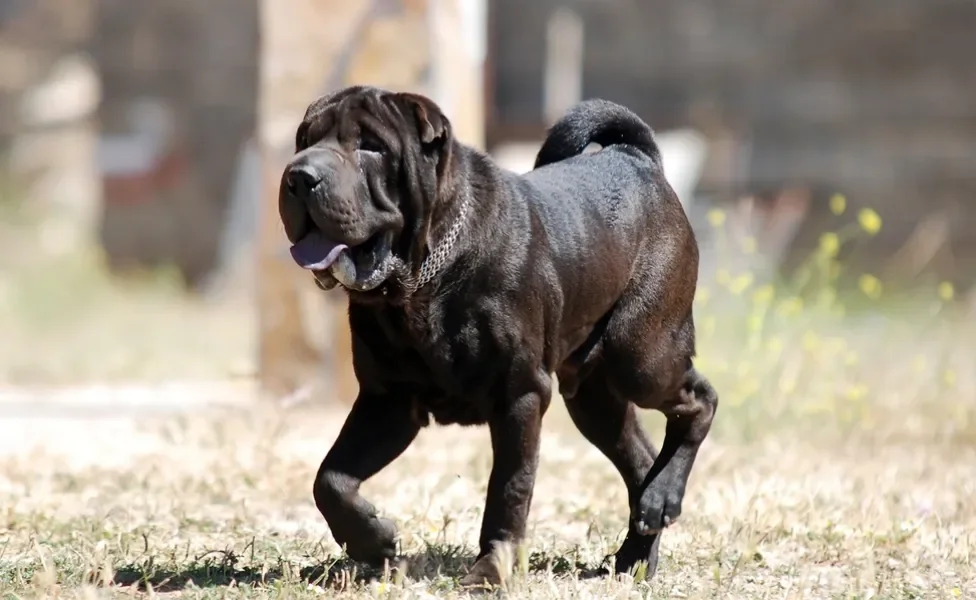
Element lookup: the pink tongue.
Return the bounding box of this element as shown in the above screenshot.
[289,230,348,270]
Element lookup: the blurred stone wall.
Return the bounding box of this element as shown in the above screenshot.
[92,0,259,289]
[488,0,976,288]
[0,0,92,148]
[0,0,259,290]
[0,0,98,261]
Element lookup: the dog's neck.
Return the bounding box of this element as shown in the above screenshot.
[413,185,472,291]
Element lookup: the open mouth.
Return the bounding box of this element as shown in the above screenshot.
[290,229,396,292]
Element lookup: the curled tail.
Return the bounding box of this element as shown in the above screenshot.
[533,99,662,169]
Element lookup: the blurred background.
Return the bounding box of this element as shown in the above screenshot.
[1,0,974,423]
[3,4,975,595]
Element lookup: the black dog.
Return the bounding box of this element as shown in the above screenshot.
[278,86,718,587]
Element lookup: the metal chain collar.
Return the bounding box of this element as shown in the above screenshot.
[415,190,471,290]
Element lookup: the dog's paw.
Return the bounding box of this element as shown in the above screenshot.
[613,529,661,577]
[460,542,514,591]
[460,558,506,591]
[337,516,398,564]
[634,476,684,536]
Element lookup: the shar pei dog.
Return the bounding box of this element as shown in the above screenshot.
[279,85,718,587]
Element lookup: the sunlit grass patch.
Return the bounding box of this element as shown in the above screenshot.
[0,246,254,384]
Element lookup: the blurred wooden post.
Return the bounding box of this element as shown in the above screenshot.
[256,0,484,401]
[428,0,486,150]
[543,7,583,128]
[256,0,364,401]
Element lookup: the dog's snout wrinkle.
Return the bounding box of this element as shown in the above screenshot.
[329,146,346,164]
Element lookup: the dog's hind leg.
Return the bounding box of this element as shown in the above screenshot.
[312,393,421,564]
[562,375,664,576]
[632,366,718,538]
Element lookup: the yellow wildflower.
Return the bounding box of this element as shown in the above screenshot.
[776,296,804,317]
[706,209,726,228]
[944,369,957,388]
[818,232,840,258]
[829,193,847,215]
[752,284,775,306]
[728,273,755,295]
[858,208,882,236]
[858,274,883,300]
[938,281,955,302]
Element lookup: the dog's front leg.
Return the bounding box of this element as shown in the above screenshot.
[461,389,549,589]
[313,393,420,564]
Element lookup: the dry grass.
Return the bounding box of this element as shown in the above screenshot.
[1,399,974,600]
[2,201,976,598]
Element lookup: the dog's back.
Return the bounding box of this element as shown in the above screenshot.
[521,99,676,232]
[515,99,692,304]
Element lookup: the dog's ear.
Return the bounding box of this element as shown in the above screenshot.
[395,93,451,146]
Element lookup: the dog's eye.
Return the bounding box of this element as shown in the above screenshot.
[295,124,309,150]
[358,133,385,154]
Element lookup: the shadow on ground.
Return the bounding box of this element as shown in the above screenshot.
[111,545,611,592]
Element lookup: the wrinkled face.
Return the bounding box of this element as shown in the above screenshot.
[279,86,450,296]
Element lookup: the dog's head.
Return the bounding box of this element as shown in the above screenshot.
[279,86,454,299]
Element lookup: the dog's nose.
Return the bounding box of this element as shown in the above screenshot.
[285,164,324,197]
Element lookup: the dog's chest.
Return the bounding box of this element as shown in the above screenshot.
[397,343,498,419]
[384,349,495,427]
[365,306,503,426]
